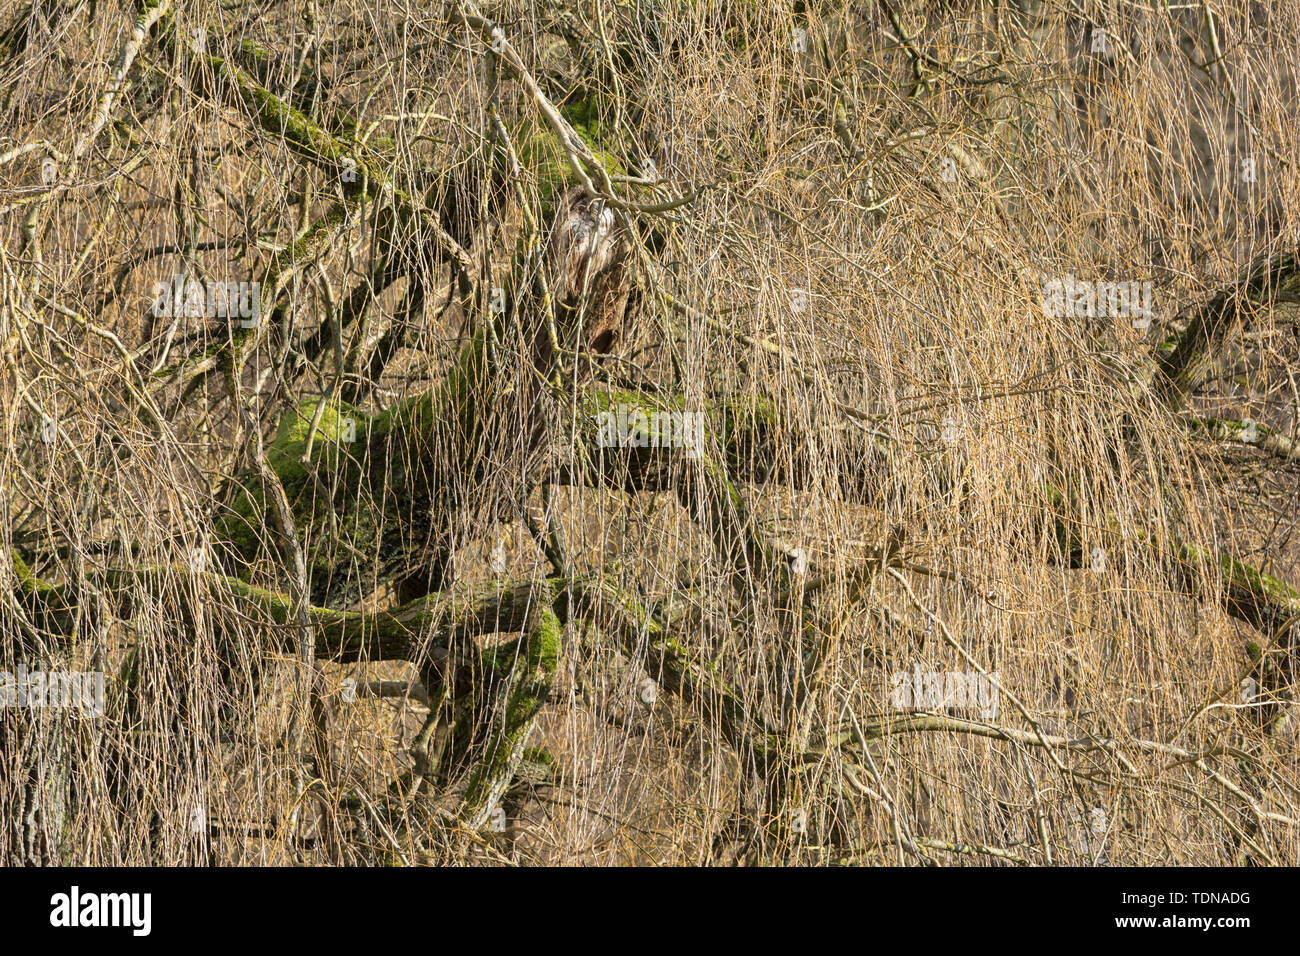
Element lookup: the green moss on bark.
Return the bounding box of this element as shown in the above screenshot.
[463,602,563,814]
[511,101,625,214]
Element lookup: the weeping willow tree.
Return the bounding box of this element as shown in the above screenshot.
[1,0,1299,865]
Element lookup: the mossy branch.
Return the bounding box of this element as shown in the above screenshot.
[6,550,549,663]
[572,576,783,762]
[462,588,562,826]
[1184,415,1300,462]
[1154,245,1300,411]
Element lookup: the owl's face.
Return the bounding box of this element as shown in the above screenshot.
[555,200,622,290]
